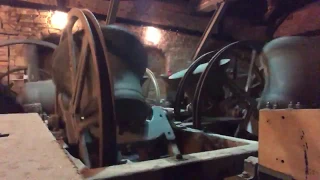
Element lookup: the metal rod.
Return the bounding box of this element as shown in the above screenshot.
[26,45,40,82]
[191,1,228,61]
[145,68,161,104]
[106,0,120,25]
[245,50,257,93]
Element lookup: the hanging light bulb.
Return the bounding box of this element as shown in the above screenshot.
[51,11,68,29]
[145,26,161,45]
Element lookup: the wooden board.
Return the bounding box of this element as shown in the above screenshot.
[0,113,82,180]
[259,109,320,180]
[85,131,258,180]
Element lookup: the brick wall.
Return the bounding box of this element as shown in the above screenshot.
[0,5,208,76]
[0,5,210,99]
[0,5,62,74]
[124,24,201,75]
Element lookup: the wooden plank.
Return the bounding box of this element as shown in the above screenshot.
[259,109,320,180]
[0,113,82,180]
[84,131,258,179]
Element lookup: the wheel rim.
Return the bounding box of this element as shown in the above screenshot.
[56,8,117,168]
[192,41,265,130]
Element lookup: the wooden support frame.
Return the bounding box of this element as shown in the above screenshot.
[259,109,320,180]
[0,113,257,179]
[83,129,258,180]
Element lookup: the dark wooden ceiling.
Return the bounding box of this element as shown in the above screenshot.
[3,0,316,40]
[3,0,222,32]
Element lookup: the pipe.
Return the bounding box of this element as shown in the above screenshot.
[145,68,161,104]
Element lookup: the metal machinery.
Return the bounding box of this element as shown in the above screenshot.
[51,8,259,179]
[159,0,265,140]
[0,3,320,179]
[0,8,259,179]
[2,3,318,180]
[0,0,319,178]
[170,41,264,139]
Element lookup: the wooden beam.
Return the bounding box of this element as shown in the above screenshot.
[13,0,57,6]
[67,0,210,32]
[84,130,258,179]
[4,0,210,32]
[196,0,222,12]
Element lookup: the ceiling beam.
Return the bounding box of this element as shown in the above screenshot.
[15,0,57,6]
[3,0,211,32]
[66,0,210,32]
[196,0,224,12]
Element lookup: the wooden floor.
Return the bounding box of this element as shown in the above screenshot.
[0,113,82,180]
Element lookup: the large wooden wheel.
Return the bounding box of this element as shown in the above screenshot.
[56,9,117,168]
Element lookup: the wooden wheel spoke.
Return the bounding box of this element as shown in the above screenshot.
[67,26,77,78]
[78,117,98,133]
[58,93,68,113]
[81,98,98,117]
[89,126,100,138]
[72,38,89,111]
